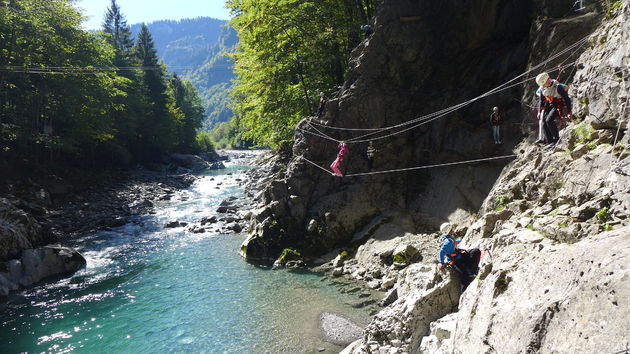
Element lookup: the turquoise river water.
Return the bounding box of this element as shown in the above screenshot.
[0,156,373,353]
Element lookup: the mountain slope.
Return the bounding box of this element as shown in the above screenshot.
[130,17,237,128]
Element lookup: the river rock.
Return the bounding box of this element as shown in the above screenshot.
[168,154,211,172]
[0,197,48,261]
[319,312,364,345]
[165,220,187,228]
[0,245,86,296]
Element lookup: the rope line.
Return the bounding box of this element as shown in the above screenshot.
[306,33,593,136]
[297,154,518,177]
[300,60,579,145]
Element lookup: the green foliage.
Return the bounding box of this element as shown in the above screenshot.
[607,1,623,17]
[277,248,302,263]
[495,194,510,211]
[572,123,595,144]
[194,131,214,153]
[0,0,212,174]
[209,119,252,149]
[595,207,610,222]
[552,208,559,217]
[601,223,614,232]
[392,253,407,265]
[526,223,535,231]
[339,250,350,260]
[226,0,375,149]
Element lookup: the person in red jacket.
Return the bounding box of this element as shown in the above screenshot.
[490,106,504,144]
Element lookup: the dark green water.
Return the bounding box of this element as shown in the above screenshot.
[0,157,373,353]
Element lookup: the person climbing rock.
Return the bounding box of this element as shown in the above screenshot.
[490,106,504,144]
[366,141,378,171]
[361,24,373,39]
[437,223,481,291]
[316,92,328,119]
[535,72,573,146]
[330,141,349,176]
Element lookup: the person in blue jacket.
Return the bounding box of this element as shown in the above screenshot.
[437,223,481,291]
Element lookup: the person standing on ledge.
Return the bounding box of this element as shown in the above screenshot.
[316,92,328,119]
[535,72,573,146]
[366,141,378,171]
[490,106,504,144]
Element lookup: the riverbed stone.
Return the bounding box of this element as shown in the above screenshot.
[0,245,86,296]
[319,312,364,345]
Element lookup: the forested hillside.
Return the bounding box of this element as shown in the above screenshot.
[0,0,209,180]
[131,18,238,131]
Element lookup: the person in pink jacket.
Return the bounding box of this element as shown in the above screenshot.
[330,141,349,176]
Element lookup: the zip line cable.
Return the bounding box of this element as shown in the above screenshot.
[297,154,518,177]
[0,64,234,75]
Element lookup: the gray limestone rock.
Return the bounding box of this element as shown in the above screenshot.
[319,312,364,345]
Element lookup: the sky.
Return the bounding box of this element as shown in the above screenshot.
[77,0,231,30]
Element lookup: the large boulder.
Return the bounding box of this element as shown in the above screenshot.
[343,264,461,353]
[0,244,86,296]
[168,154,211,172]
[450,227,630,354]
[0,197,48,261]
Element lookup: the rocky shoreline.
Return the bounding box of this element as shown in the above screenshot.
[0,151,233,298]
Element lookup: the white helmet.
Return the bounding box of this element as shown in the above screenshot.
[536,72,550,87]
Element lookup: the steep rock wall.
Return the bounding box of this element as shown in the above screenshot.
[243,0,540,262]
[339,1,630,353]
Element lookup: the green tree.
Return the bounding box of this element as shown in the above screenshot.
[102,0,134,67]
[133,23,177,157]
[170,74,205,152]
[226,0,374,149]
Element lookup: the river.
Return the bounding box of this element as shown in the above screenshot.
[0,153,376,353]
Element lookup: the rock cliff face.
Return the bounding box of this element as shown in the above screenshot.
[243,0,538,262]
[243,0,629,352]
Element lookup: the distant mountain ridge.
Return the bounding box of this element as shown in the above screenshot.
[130,17,237,129]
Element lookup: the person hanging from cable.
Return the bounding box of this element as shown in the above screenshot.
[330,141,349,176]
[316,92,328,119]
[437,223,481,292]
[366,141,378,171]
[535,72,573,146]
[489,106,504,145]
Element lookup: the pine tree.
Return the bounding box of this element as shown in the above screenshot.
[102,0,134,67]
[133,24,176,156]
